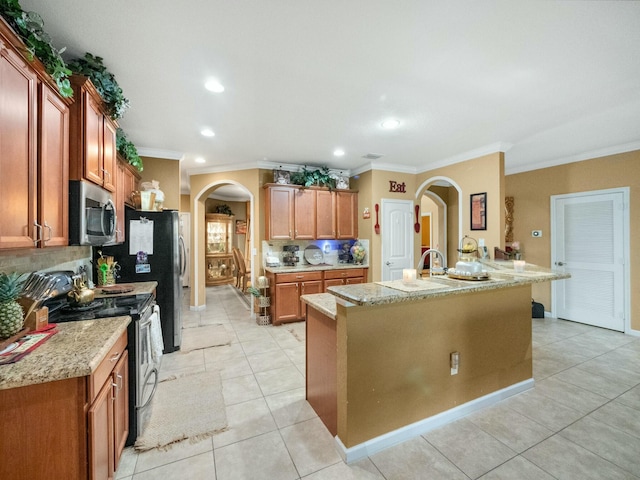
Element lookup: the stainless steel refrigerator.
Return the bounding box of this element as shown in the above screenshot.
[98,209,185,353]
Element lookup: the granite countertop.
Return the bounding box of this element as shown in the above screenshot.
[265,263,368,274]
[301,293,341,319]
[93,281,158,298]
[317,260,569,308]
[0,316,130,390]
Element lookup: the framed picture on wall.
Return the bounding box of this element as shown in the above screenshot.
[470,192,487,230]
[235,220,247,234]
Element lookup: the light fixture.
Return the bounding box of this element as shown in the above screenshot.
[333,148,345,157]
[195,157,206,164]
[205,78,225,93]
[201,128,215,137]
[381,118,401,129]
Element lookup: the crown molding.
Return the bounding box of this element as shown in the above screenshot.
[506,140,640,175]
[187,161,260,177]
[137,147,184,160]
[417,142,513,174]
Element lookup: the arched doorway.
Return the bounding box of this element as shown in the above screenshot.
[415,176,463,268]
[191,180,254,309]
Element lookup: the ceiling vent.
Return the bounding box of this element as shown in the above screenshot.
[362,153,384,160]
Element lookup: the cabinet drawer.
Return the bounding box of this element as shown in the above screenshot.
[323,268,364,280]
[88,331,127,403]
[275,271,322,283]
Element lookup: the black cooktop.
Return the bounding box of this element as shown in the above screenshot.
[47,293,153,323]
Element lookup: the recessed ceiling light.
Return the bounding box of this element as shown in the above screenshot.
[333,148,345,157]
[195,157,206,164]
[381,118,401,129]
[201,128,215,137]
[205,78,224,93]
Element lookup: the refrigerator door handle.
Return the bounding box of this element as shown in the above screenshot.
[179,236,187,277]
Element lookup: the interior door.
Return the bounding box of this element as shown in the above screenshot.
[381,199,414,281]
[552,189,627,331]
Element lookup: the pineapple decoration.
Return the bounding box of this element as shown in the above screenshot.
[0,272,26,339]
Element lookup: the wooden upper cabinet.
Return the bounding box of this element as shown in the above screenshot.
[0,19,71,250]
[102,117,117,192]
[335,191,358,239]
[264,184,358,240]
[265,186,294,240]
[316,190,336,239]
[0,36,38,249]
[38,83,70,247]
[294,189,316,239]
[69,75,118,192]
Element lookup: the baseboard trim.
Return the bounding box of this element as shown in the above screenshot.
[335,378,535,463]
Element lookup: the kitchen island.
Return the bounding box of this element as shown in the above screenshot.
[301,260,568,462]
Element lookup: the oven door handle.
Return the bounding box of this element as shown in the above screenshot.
[137,367,159,411]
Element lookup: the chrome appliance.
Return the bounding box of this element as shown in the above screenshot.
[282,245,300,266]
[68,180,117,246]
[47,283,159,447]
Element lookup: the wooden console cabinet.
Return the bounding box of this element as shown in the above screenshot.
[205,214,235,285]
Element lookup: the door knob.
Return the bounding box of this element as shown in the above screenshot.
[386,261,392,266]
[555,261,565,266]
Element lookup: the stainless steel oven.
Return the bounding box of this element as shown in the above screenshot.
[136,303,160,441]
[48,290,160,446]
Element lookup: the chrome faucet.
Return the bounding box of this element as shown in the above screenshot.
[417,249,446,277]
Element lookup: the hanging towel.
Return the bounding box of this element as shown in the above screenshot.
[150,304,164,362]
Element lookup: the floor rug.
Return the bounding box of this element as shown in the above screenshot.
[180,324,232,352]
[134,371,228,451]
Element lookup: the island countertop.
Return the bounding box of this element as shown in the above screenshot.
[323,260,569,307]
[0,316,131,390]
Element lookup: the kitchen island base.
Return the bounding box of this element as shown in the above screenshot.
[306,284,534,462]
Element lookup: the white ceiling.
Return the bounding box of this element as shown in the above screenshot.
[20,1,640,194]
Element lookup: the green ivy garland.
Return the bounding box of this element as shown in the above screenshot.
[67,53,130,120]
[116,128,143,172]
[0,0,72,97]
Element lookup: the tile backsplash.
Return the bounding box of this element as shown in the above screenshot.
[0,246,92,276]
[262,239,369,268]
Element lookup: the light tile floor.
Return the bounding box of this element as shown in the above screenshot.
[116,286,640,479]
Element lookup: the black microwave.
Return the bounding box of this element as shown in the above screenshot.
[69,180,117,246]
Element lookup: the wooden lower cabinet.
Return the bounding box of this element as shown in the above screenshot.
[322,268,366,291]
[268,271,322,325]
[0,332,128,480]
[268,268,367,325]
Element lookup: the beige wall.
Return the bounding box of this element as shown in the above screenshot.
[180,194,190,212]
[353,170,416,281]
[140,157,181,210]
[506,150,640,330]
[416,152,505,268]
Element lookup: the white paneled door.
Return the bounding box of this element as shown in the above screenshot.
[381,199,414,281]
[552,188,628,331]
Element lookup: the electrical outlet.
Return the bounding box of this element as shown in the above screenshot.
[531,230,542,237]
[450,351,459,375]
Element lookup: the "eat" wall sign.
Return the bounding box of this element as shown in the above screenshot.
[389,180,406,193]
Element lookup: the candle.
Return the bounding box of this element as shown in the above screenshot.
[402,268,417,284]
[513,260,526,273]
